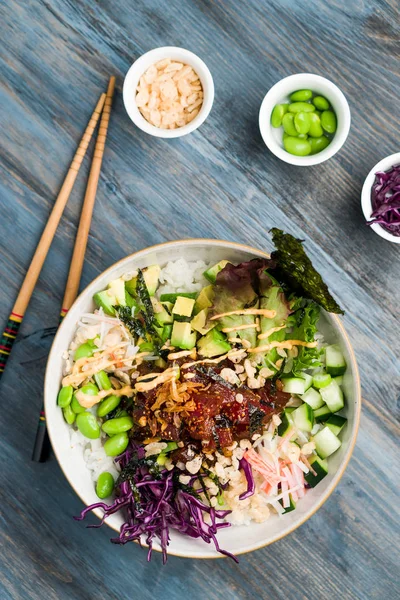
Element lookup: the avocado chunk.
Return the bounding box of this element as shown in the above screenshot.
[160,292,197,303]
[172,296,195,318]
[194,285,214,314]
[197,328,231,357]
[125,265,161,297]
[191,309,214,335]
[107,278,126,306]
[93,290,116,316]
[171,321,197,350]
[151,297,173,325]
[203,260,230,284]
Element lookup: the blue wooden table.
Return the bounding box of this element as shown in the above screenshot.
[1,1,399,598]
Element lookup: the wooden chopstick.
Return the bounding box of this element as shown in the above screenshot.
[0,92,106,381]
[61,76,116,316]
[32,76,116,462]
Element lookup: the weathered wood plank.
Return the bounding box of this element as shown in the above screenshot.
[0,0,399,598]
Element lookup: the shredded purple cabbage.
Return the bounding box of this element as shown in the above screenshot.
[239,457,255,500]
[74,443,238,564]
[367,164,400,236]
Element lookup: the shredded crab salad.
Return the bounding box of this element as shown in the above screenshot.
[57,231,348,562]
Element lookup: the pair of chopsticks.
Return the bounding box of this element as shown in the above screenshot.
[0,76,115,461]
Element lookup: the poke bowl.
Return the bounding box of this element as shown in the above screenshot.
[44,237,361,561]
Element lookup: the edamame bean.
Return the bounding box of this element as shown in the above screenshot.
[57,385,73,408]
[282,113,298,136]
[288,102,315,113]
[76,412,101,439]
[96,472,114,499]
[97,394,121,417]
[297,134,308,139]
[94,370,112,391]
[294,112,311,134]
[320,110,337,133]
[283,136,312,156]
[63,404,76,425]
[71,395,86,414]
[271,104,289,128]
[308,113,324,138]
[80,383,99,396]
[74,340,96,361]
[104,432,129,457]
[313,95,330,111]
[289,89,312,102]
[102,416,133,435]
[309,136,331,154]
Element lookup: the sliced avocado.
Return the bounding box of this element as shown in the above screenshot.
[161,324,172,343]
[191,309,214,335]
[197,328,231,358]
[125,278,137,296]
[151,297,173,325]
[172,296,195,318]
[154,357,168,369]
[143,265,161,295]
[107,278,126,306]
[93,290,116,316]
[162,301,174,312]
[160,292,197,303]
[125,291,137,309]
[125,265,161,297]
[203,260,230,284]
[194,285,214,314]
[171,321,197,350]
[257,277,290,368]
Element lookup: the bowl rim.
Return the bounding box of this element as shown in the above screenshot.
[259,73,351,166]
[360,152,400,244]
[45,238,362,559]
[122,46,215,139]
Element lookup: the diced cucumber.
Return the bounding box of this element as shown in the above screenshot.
[304,455,328,487]
[300,372,313,391]
[203,260,230,284]
[284,406,296,414]
[301,387,324,410]
[292,403,314,432]
[313,426,341,459]
[326,414,347,436]
[312,372,332,389]
[333,375,343,387]
[277,410,294,436]
[279,493,296,514]
[313,404,332,422]
[281,377,306,395]
[160,292,198,303]
[325,344,347,377]
[320,379,344,413]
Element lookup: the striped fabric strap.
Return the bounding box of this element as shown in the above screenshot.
[0,312,23,377]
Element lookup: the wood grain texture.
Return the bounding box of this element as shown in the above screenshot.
[0,1,399,599]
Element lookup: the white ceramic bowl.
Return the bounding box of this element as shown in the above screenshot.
[123,47,214,139]
[361,152,400,244]
[259,73,351,166]
[45,239,361,559]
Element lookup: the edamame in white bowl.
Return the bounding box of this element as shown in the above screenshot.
[45,239,361,561]
[259,73,351,166]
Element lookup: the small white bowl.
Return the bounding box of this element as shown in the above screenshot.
[259,73,351,166]
[361,152,400,244]
[123,46,214,139]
